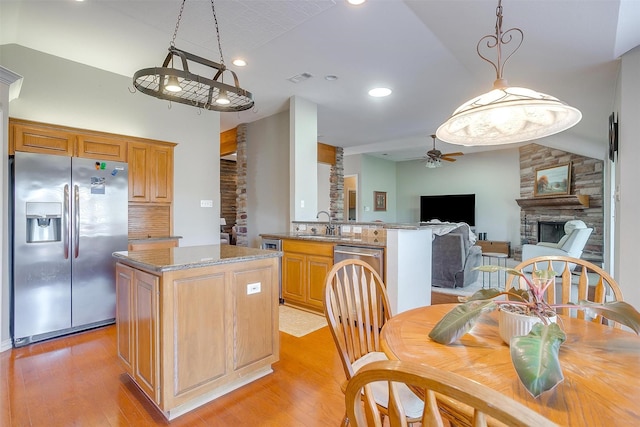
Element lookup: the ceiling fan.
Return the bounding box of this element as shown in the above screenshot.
[424,134,464,165]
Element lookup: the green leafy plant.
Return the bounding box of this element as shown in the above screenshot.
[428,266,640,397]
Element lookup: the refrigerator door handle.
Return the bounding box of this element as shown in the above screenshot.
[74,184,80,259]
[64,184,70,259]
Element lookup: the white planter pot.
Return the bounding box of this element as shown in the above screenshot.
[498,308,557,345]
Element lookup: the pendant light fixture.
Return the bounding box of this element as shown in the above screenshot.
[436,0,581,146]
[133,0,253,112]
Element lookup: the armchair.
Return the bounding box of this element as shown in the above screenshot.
[521,220,593,271]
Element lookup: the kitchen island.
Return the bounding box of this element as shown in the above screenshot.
[113,245,281,420]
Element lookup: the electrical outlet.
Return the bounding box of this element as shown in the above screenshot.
[353,226,362,234]
[342,225,351,233]
[200,200,213,208]
[299,224,307,231]
[247,282,261,295]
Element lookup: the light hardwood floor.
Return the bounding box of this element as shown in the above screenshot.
[1,323,346,426]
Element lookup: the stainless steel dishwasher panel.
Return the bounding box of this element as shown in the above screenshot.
[333,245,384,279]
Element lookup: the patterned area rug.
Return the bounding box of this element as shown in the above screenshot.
[279,305,327,337]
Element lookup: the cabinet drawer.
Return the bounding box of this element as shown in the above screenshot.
[282,239,334,257]
[477,240,510,256]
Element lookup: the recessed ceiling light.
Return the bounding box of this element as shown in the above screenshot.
[232,58,247,67]
[348,0,366,5]
[368,87,392,97]
[325,75,338,81]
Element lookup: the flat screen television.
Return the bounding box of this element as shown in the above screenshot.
[420,194,475,226]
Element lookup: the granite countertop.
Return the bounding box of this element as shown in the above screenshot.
[113,244,282,273]
[260,232,386,247]
[128,236,182,243]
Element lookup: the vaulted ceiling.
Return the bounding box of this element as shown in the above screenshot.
[2,0,640,161]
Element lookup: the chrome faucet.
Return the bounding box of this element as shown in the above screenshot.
[316,210,336,235]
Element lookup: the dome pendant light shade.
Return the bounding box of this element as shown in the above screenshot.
[436,1,581,146]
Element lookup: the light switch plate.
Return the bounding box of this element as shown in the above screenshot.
[200,200,213,208]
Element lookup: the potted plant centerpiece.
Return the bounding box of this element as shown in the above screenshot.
[428,266,640,397]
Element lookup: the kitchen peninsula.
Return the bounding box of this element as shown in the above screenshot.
[262,222,432,315]
[113,245,281,420]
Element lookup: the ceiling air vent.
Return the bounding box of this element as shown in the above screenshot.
[287,73,313,83]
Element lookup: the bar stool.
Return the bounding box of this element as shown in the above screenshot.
[481,252,508,289]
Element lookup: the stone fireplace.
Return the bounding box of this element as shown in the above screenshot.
[517,144,604,264]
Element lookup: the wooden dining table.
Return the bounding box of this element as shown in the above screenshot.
[380,303,640,426]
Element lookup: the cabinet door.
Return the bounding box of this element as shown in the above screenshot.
[12,122,75,156]
[150,144,174,202]
[77,134,127,162]
[128,142,150,201]
[307,255,332,310]
[282,252,306,303]
[133,269,160,404]
[116,263,134,374]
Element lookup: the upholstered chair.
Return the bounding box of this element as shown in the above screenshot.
[522,220,593,269]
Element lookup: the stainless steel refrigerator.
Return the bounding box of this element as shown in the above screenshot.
[12,151,128,347]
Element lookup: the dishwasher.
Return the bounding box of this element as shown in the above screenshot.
[334,245,384,279]
[261,238,284,303]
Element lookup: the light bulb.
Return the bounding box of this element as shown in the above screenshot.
[165,75,182,92]
[216,90,230,105]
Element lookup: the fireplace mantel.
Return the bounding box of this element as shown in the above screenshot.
[516,194,590,210]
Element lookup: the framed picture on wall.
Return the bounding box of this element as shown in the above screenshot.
[534,162,571,197]
[374,191,387,211]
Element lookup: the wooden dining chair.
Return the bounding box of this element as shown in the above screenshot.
[507,255,624,326]
[324,259,423,426]
[345,359,558,427]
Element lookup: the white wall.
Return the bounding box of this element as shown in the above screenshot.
[359,154,397,222]
[289,96,317,221]
[246,111,290,248]
[0,44,221,344]
[397,147,521,245]
[317,163,331,214]
[616,45,640,311]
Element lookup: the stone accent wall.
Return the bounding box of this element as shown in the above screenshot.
[235,124,248,247]
[329,146,344,221]
[220,159,237,237]
[518,144,603,262]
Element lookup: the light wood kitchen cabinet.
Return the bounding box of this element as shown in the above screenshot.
[282,239,334,312]
[115,263,160,404]
[10,118,127,161]
[128,141,174,203]
[11,120,76,156]
[128,238,179,251]
[76,134,127,162]
[115,248,279,420]
[116,263,134,374]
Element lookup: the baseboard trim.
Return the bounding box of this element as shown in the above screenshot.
[1,338,13,352]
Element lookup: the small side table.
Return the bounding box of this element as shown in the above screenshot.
[482,252,508,289]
